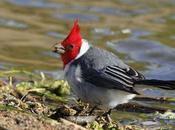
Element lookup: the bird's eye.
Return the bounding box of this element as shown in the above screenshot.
[65,44,74,51]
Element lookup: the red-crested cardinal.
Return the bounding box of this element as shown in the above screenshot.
[53,20,175,110]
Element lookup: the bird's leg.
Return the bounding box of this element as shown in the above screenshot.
[102,109,112,123]
[102,109,112,116]
[89,105,98,115]
[96,109,113,123]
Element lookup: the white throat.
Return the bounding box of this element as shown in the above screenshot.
[75,39,90,59]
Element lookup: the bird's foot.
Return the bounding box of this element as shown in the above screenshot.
[101,109,112,123]
[102,109,112,116]
[96,109,112,123]
[105,114,112,123]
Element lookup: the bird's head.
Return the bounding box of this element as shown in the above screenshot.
[53,20,84,67]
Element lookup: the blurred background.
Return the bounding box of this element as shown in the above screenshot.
[0,0,175,80]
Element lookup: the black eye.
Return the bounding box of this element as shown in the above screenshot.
[66,44,74,51]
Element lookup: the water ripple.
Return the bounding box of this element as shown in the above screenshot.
[92,28,115,36]
[7,0,64,9]
[0,18,28,29]
[47,32,66,39]
[121,28,153,38]
[52,13,99,22]
[107,39,175,79]
[70,5,152,16]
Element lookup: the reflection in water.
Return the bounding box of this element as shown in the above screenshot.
[119,0,139,5]
[7,0,64,8]
[47,32,66,39]
[92,28,114,36]
[152,18,166,24]
[170,15,175,20]
[72,6,152,16]
[42,51,60,59]
[0,63,7,70]
[90,7,131,17]
[129,28,153,38]
[170,35,175,40]
[120,28,153,38]
[0,62,16,70]
[0,18,28,29]
[52,13,99,22]
[113,39,175,64]
[108,39,175,79]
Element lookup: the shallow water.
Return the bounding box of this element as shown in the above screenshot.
[7,0,64,8]
[0,0,175,128]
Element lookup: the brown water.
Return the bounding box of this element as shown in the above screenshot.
[0,0,175,128]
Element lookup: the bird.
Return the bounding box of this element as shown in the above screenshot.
[52,20,175,114]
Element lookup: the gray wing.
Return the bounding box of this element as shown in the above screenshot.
[82,65,144,94]
[72,47,144,94]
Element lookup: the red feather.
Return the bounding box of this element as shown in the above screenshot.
[62,20,82,47]
[61,20,83,66]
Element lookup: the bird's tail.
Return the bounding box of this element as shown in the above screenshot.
[134,79,175,90]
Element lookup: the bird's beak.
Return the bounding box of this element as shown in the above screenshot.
[52,44,65,54]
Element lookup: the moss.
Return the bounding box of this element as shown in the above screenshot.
[0,69,70,107]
